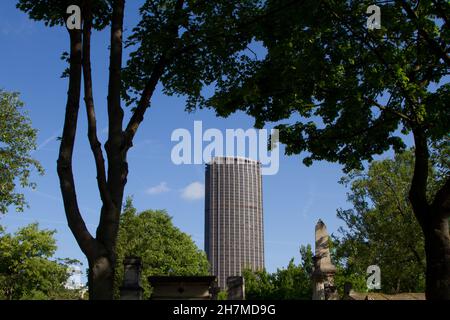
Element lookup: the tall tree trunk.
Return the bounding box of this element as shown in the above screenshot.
[89,205,123,300]
[422,215,450,299]
[410,127,450,299]
[58,0,183,299]
[88,255,115,300]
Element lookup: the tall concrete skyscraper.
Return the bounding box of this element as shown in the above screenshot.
[205,156,264,289]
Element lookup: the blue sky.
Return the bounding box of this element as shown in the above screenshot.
[0,1,405,277]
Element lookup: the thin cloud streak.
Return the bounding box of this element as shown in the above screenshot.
[33,130,60,153]
[300,183,317,219]
[146,182,170,195]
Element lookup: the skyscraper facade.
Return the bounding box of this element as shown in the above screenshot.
[205,156,264,289]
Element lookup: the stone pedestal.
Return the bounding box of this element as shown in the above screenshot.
[120,257,144,300]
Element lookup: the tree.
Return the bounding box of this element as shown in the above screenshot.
[201,0,450,299]
[16,0,261,299]
[114,199,209,299]
[243,268,275,299]
[333,151,428,294]
[243,244,313,299]
[333,265,368,298]
[0,90,43,214]
[0,223,73,300]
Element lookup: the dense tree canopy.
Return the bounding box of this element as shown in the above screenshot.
[333,150,431,294]
[0,90,43,214]
[114,199,209,299]
[243,245,313,300]
[204,0,448,169]
[0,223,76,300]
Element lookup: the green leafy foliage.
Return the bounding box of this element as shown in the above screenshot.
[217,291,228,300]
[114,198,210,299]
[16,0,265,123]
[0,223,75,300]
[202,0,449,172]
[430,136,450,195]
[122,0,262,110]
[332,150,430,294]
[0,90,43,214]
[333,265,367,297]
[243,244,313,299]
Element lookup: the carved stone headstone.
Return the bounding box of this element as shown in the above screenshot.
[120,256,144,300]
[227,276,245,300]
[312,219,338,300]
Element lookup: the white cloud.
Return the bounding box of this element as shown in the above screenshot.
[146,182,170,195]
[181,182,204,201]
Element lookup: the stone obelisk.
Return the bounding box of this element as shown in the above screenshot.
[312,219,338,300]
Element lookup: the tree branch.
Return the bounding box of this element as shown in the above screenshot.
[82,1,114,211]
[124,55,167,148]
[124,0,185,149]
[105,0,126,208]
[368,98,413,123]
[409,127,430,225]
[57,28,96,258]
[397,0,450,67]
[106,0,125,148]
[382,177,408,218]
[408,243,426,271]
[431,0,450,27]
[98,0,127,249]
[323,2,421,113]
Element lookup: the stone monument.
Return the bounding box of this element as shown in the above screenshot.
[120,256,144,300]
[312,219,338,300]
[227,276,245,300]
